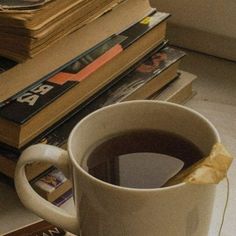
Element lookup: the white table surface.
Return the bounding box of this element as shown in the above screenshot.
[0,49,235,235]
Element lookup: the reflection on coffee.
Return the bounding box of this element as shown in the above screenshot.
[82,129,204,188]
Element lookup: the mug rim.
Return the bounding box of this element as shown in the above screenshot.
[68,100,220,192]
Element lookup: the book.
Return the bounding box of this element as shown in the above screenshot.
[2,219,66,236]
[149,70,197,104]
[0,45,186,180]
[0,11,170,148]
[31,167,72,202]
[0,0,125,61]
[0,0,154,105]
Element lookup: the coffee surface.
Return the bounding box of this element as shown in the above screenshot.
[82,129,204,188]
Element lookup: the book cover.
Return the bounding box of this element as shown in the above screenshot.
[3,220,66,236]
[0,11,169,124]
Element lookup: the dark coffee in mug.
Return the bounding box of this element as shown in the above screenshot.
[82,129,204,188]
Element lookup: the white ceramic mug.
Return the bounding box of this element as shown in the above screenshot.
[15,101,220,236]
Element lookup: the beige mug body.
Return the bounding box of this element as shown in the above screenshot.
[15,101,220,236]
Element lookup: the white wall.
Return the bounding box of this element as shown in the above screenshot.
[150,0,236,61]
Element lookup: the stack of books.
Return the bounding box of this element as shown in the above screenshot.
[0,0,197,212]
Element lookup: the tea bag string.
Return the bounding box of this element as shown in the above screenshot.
[218,176,230,236]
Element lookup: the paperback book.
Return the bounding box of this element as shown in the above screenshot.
[31,167,72,202]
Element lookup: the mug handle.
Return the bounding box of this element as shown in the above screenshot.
[14,144,80,234]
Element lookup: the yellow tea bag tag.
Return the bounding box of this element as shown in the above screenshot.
[165,143,233,185]
[185,143,233,184]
